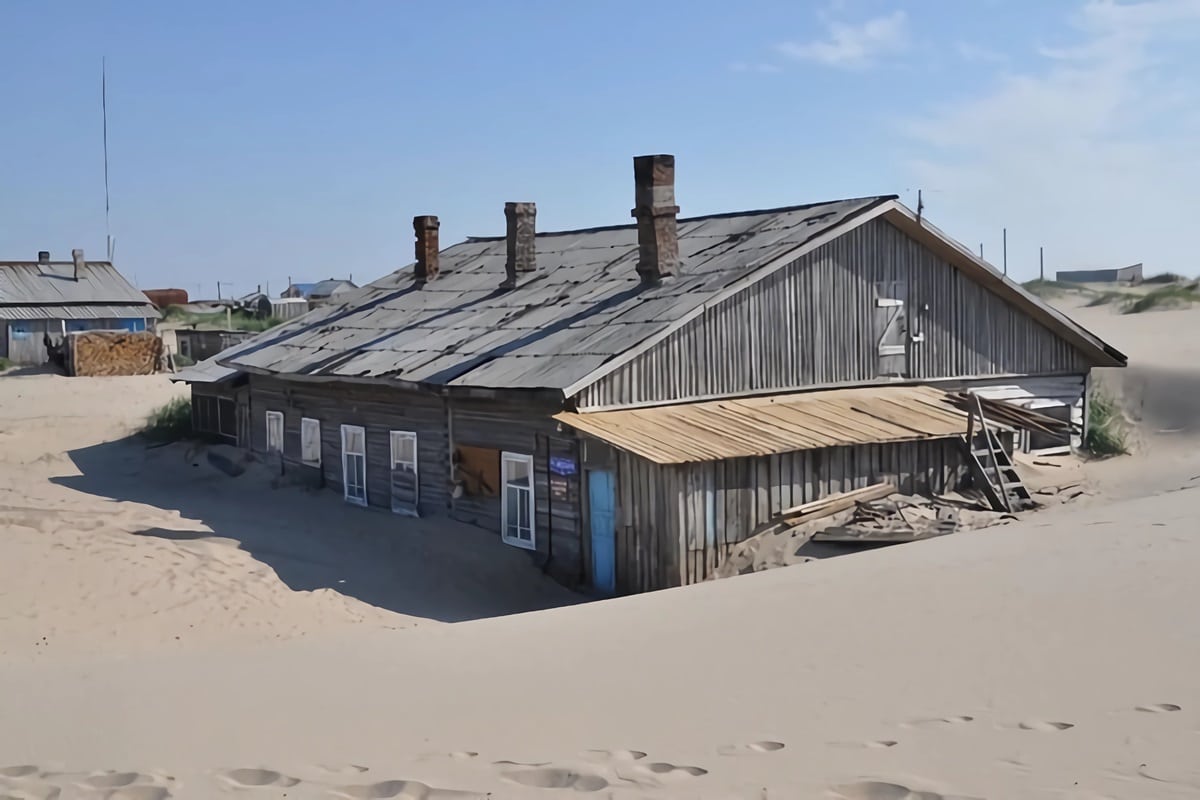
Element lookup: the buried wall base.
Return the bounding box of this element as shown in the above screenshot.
[609,437,974,594]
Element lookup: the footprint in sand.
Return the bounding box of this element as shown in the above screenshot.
[632,762,708,784]
[82,772,153,789]
[828,740,899,750]
[500,767,610,793]
[832,780,982,800]
[716,741,786,756]
[330,779,481,800]
[107,788,171,800]
[1136,703,1182,713]
[1017,720,1075,732]
[217,769,300,789]
[581,749,646,763]
[899,716,975,729]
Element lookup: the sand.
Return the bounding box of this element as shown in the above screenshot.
[1,304,1199,799]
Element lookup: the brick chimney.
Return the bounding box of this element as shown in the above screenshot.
[413,215,440,283]
[37,250,50,265]
[631,154,680,283]
[72,248,85,282]
[500,202,537,289]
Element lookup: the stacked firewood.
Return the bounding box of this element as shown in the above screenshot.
[66,331,163,377]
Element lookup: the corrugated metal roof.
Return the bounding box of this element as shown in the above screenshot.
[219,197,891,388]
[553,385,970,464]
[0,261,153,306]
[171,357,240,384]
[0,303,158,320]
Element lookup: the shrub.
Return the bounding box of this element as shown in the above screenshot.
[1122,285,1200,314]
[1085,290,1127,307]
[1021,279,1073,299]
[0,357,12,372]
[1085,388,1127,457]
[1142,272,1188,285]
[142,396,193,443]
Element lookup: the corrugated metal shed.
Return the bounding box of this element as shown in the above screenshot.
[0,304,155,320]
[171,357,240,384]
[553,385,971,464]
[0,260,158,319]
[218,198,891,387]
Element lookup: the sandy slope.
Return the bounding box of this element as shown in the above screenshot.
[0,373,574,661]
[3,303,1200,800]
[1,484,1198,799]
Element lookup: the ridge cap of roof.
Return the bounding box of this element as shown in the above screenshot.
[463,194,898,243]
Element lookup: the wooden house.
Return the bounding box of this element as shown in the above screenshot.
[0,250,158,366]
[177,154,1125,595]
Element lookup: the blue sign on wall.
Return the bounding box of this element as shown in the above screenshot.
[549,456,577,476]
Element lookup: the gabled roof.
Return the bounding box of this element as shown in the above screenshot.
[309,279,357,298]
[217,197,1125,394]
[0,260,156,316]
[217,197,891,389]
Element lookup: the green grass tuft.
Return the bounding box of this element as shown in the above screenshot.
[1122,285,1200,314]
[0,357,12,372]
[160,305,284,332]
[1085,290,1128,307]
[1142,272,1189,285]
[142,396,193,443]
[1085,388,1128,457]
[1021,279,1074,299]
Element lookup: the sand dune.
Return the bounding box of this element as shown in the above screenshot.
[0,373,574,661]
[3,305,1200,799]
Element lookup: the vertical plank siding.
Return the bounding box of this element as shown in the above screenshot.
[576,218,1090,409]
[617,438,968,592]
[248,377,450,516]
[449,397,585,585]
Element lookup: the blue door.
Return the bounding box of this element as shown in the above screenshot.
[588,470,616,594]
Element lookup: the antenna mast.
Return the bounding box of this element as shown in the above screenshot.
[102,57,113,261]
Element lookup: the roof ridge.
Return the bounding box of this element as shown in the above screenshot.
[464,195,897,242]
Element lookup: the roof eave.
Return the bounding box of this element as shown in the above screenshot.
[879,204,1127,368]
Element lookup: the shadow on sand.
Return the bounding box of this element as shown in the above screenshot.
[52,435,581,623]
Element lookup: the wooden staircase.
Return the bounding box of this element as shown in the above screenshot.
[963,393,1034,513]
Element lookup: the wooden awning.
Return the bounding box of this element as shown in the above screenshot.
[555,385,970,465]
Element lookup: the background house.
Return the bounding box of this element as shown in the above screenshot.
[180,154,1125,596]
[281,278,358,309]
[1057,264,1144,284]
[0,250,158,365]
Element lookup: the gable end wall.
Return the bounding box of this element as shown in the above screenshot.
[574,218,1092,410]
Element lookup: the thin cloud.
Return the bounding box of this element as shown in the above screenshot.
[954,41,1007,63]
[777,10,908,70]
[729,61,783,74]
[901,0,1200,275]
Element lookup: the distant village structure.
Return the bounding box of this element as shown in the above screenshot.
[1056,263,1144,284]
[281,278,358,310]
[177,154,1126,595]
[0,250,158,365]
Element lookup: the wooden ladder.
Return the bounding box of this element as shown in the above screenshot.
[963,393,1034,513]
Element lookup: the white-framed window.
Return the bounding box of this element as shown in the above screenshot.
[501,451,535,550]
[389,430,419,516]
[340,424,367,506]
[301,417,321,466]
[265,410,284,454]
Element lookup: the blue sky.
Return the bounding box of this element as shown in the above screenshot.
[2,0,1199,296]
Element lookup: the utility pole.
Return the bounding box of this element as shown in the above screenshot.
[1040,246,1045,281]
[979,243,984,258]
[1002,228,1008,276]
[216,281,233,301]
